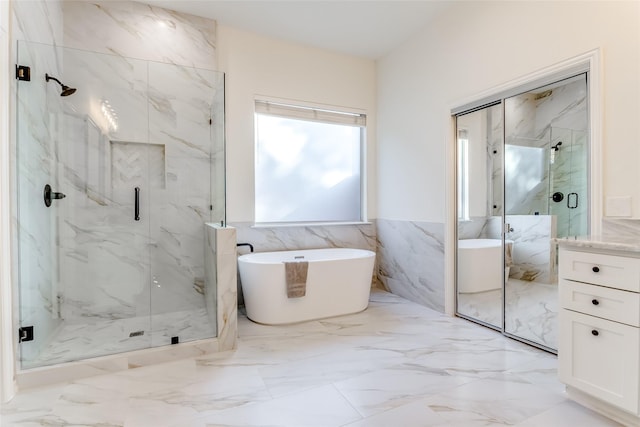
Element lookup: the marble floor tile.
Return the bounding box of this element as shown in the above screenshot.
[334,363,474,417]
[1,290,623,427]
[341,399,447,427]
[421,376,567,425]
[178,385,362,427]
[24,308,214,368]
[515,400,625,427]
[457,278,559,349]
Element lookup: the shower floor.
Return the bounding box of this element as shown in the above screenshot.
[23,308,215,369]
[457,278,558,350]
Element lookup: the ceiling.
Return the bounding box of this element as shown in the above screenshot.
[142,1,451,59]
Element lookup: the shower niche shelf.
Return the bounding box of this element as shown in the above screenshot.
[110,140,166,189]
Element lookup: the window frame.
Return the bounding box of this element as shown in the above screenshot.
[253,98,367,226]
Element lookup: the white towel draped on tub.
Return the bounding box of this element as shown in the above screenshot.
[284,261,308,298]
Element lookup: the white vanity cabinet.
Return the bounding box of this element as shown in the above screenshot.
[558,244,640,426]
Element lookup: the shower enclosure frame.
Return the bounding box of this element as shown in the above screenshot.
[446,49,602,351]
[9,41,237,388]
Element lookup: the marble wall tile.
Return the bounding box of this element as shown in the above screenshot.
[481,215,556,283]
[208,224,238,351]
[53,8,223,324]
[603,218,640,239]
[457,217,488,240]
[232,222,377,253]
[62,1,217,70]
[549,129,588,237]
[535,78,588,132]
[507,215,556,284]
[377,219,445,313]
[12,0,64,45]
[503,78,588,235]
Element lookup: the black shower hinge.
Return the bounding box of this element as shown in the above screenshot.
[209,118,212,125]
[15,65,31,81]
[19,326,34,342]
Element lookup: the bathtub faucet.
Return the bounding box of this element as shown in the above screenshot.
[237,242,254,253]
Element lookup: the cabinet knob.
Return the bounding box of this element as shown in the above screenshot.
[591,329,599,336]
[592,266,600,273]
[591,299,599,306]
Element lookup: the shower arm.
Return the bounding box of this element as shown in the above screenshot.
[45,74,63,86]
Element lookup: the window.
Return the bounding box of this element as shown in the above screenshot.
[254,100,365,224]
[457,129,469,220]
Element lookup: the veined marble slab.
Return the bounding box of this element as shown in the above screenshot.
[377,219,445,312]
[62,1,217,70]
[555,234,640,253]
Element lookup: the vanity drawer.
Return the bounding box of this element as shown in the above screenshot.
[560,279,640,327]
[558,309,640,414]
[559,249,640,292]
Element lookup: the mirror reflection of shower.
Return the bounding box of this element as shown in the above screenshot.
[456,72,589,353]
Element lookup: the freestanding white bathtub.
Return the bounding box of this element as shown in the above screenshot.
[457,239,509,293]
[238,248,376,325]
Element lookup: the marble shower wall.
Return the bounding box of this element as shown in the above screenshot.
[504,77,588,229]
[549,127,588,237]
[204,224,237,351]
[483,215,556,283]
[377,219,445,313]
[51,3,221,322]
[62,1,216,69]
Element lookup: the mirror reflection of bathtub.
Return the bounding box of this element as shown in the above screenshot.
[457,239,512,293]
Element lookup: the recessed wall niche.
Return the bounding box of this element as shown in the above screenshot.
[110,141,166,190]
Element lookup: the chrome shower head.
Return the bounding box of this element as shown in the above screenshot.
[45,73,77,97]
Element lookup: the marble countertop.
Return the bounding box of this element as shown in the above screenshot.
[555,235,640,252]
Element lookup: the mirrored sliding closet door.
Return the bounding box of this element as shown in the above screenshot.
[455,73,589,352]
[455,103,504,330]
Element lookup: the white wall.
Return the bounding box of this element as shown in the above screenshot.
[217,25,377,223]
[377,0,640,222]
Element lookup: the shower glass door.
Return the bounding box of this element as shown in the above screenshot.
[16,41,224,368]
[15,42,68,367]
[146,62,222,346]
[549,127,588,237]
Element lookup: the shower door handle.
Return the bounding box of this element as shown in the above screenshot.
[134,187,140,221]
[567,192,578,209]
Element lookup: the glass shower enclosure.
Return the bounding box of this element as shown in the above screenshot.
[16,41,225,368]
